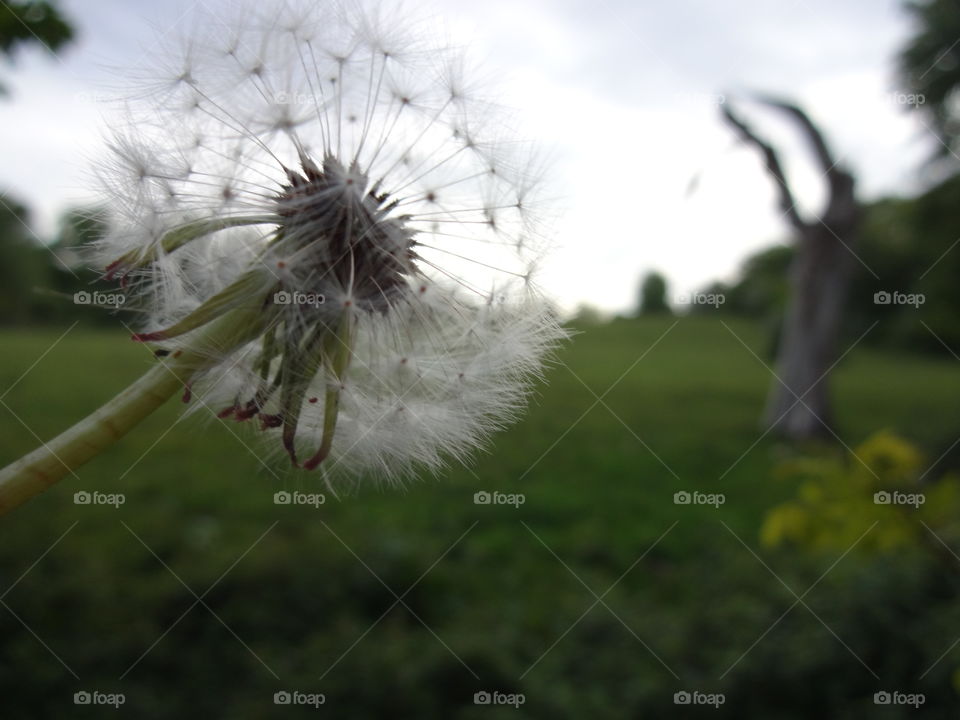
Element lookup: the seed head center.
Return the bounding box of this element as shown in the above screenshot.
[276,155,417,310]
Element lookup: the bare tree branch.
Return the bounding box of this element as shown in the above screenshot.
[750,94,849,194]
[719,99,807,233]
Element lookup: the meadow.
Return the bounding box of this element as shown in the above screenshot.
[2,316,959,718]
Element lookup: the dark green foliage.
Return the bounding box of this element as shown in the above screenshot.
[0,1,72,54]
[846,173,960,354]
[0,196,50,323]
[899,0,960,159]
[720,245,793,319]
[637,270,671,315]
[0,201,121,326]
[0,1,74,94]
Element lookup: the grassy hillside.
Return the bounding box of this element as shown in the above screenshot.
[1,316,958,718]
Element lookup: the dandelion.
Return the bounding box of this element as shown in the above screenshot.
[0,1,565,512]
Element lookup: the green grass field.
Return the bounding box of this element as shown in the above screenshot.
[2,316,959,718]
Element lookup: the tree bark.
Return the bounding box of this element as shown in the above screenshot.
[721,96,861,440]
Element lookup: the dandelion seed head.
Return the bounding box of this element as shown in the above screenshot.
[95,0,565,486]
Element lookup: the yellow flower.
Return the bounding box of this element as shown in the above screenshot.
[854,430,923,486]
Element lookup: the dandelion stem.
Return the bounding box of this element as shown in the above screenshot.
[0,306,271,515]
[0,363,184,515]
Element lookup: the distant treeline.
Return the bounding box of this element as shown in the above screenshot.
[0,197,125,327]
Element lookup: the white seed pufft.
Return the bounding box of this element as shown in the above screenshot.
[95,1,566,487]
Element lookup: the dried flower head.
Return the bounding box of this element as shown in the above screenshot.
[94,1,565,486]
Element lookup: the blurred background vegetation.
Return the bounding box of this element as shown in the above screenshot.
[2,0,960,718]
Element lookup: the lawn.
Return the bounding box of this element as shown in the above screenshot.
[1,316,959,718]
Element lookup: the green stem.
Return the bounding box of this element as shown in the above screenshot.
[0,363,185,514]
[0,305,271,515]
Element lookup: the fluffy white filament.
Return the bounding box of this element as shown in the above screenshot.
[94,0,565,487]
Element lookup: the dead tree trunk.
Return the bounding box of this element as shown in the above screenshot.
[720,96,861,440]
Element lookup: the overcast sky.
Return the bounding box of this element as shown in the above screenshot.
[0,0,937,313]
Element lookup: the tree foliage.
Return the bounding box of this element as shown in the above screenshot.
[637,270,671,315]
[0,1,73,94]
[0,201,115,325]
[899,0,960,159]
[0,196,49,323]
